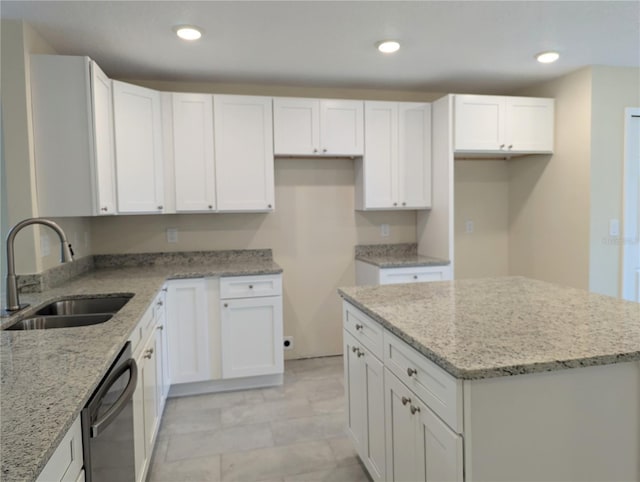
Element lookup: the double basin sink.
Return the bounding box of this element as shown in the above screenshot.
[5,295,133,330]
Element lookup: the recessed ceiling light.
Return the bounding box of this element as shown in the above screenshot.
[175,25,203,41]
[536,51,559,63]
[377,40,400,54]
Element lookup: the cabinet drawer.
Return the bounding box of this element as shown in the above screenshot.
[343,302,384,360]
[37,416,83,482]
[220,274,282,299]
[384,331,462,432]
[379,265,452,285]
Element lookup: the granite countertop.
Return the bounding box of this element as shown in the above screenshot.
[338,276,640,380]
[355,243,450,268]
[1,250,282,482]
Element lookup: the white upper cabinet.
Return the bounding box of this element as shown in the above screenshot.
[454,94,554,155]
[357,101,431,210]
[273,98,364,156]
[113,80,165,214]
[214,95,275,212]
[30,55,117,216]
[171,93,216,212]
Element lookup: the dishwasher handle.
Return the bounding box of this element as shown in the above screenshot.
[90,358,138,438]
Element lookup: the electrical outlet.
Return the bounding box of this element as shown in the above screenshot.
[609,219,620,237]
[465,220,474,234]
[283,336,294,350]
[166,228,178,243]
[40,234,51,257]
[380,224,390,237]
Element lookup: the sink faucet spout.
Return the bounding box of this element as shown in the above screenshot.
[5,218,74,312]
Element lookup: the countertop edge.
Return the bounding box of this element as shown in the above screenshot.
[354,256,451,269]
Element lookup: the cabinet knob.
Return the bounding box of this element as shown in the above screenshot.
[157,325,164,331]
[355,323,363,331]
[268,204,273,209]
[313,148,318,153]
[401,396,411,406]
[101,207,108,212]
[393,202,397,206]
[157,205,163,210]
[402,202,406,206]
[357,349,364,358]
[352,346,358,353]
[224,303,228,308]
[162,288,168,292]
[144,348,154,359]
[410,404,421,415]
[248,285,253,289]
[407,367,417,377]
[322,148,327,153]
[157,300,163,306]
[499,144,505,149]
[508,144,513,149]
[208,205,213,209]
[413,275,418,280]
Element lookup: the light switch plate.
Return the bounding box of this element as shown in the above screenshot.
[609,219,620,237]
[380,224,390,237]
[465,220,474,234]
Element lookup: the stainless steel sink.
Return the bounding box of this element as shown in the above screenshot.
[34,295,133,316]
[5,314,113,330]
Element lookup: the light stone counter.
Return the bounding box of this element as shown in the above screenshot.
[1,250,281,482]
[338,276,640,380]
[355,243,450,268]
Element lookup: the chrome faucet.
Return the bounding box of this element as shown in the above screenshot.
[5,218,74,312]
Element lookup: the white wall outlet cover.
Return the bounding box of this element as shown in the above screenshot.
[609,219,620,237]
[166,228,178,243]
[380,224,390,237]
[465,220,474,234]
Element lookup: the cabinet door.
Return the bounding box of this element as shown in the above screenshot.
[172,93,216,212]
[166,279,211,384]
[320,100,364,155]
[385,369,422,482]
[273,97,320,155]
[362,101,398,209]
[220,296,283,378]
[399,103,431,209]
[90,61,117,215]
[113,80,164,213]
[454,94,504,151]
[505,97,554,152]
[214,95,275,211]
[415,397,464,482]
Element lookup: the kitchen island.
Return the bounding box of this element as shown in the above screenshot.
[0,250,282,482]
[339,277,640,481]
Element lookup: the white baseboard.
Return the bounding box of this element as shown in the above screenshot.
[168,373,284,398]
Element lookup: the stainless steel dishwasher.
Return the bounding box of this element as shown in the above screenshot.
[81,342,137,482]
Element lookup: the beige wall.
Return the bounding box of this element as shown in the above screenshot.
[509,67,593,290]
[91,158,417,358]
[454,160,509,279]
[1,20,93,276]
[589,66,640,297]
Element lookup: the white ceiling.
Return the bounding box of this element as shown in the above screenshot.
[2,1,639,94]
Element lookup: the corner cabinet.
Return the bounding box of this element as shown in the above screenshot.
[30,55,117,217]
[273,98,364,156]
[214,95,275,212]
[113,80,165,214]
[454,94,554,155]
[356,101,431,210]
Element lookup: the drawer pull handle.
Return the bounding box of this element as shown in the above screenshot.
[157,325,164,331]
[157,300,163,306]
[355,323,363,331]
[410,404,421,415]
[248,285,253,289]
[407,367,417,377]
[144,348,154,359]
[352,346,358,353]
[357,349,365,358]
[401,396,411,406]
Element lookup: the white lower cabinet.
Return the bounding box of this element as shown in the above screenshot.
[37,416,83,482]
[344,331,385,481]
[384,369,463,482]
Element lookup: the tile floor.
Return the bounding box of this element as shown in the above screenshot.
[148,356,371,482]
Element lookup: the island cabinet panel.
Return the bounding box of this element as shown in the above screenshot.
[344,330,386,481]
[36,416,83,482]
[113,80,165,214]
